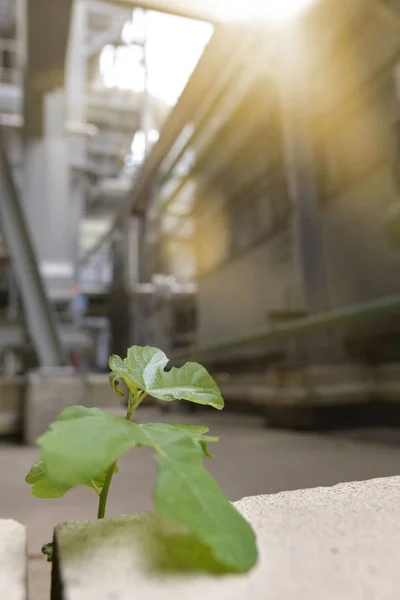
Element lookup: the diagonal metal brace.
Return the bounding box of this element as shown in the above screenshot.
[0,129,68,366]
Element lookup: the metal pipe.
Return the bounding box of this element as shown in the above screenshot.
[171,295,400,362]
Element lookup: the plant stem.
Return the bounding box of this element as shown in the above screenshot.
[97,389,141,519]
[97,461,116,519]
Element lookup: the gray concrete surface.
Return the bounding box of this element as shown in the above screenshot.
[0,519,27,600]
[0,378,25,436]
[1,407,400,599]
[24,372,85,445]
[53,478,400,600]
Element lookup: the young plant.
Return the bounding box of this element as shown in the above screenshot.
[25,346,258,573]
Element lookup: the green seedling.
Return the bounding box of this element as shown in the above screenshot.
[26,346,258,573]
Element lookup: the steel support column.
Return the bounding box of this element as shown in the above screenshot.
[23,90,75,300]
[66,0,89,273]
[278,22,337,363]
[278,24,329,315]
[0,131,67,366]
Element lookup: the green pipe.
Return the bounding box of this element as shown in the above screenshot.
[171,295,400,362]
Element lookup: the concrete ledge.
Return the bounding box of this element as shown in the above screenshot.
[375,365,400,403]
[0,378,25,435]
[0,519,28,600]
[24,371,85,444]
[85,374,126,407]
[220,364,373,407]
[52,477,400,599]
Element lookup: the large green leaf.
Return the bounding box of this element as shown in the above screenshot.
[36,411,220,490]
[37,406,147,488]
[55,405,105,421]
[132,424,257,572]
[36,409,218,489]
[148,434,257,573]
[109,346,224,409]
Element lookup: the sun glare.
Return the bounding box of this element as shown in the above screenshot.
[99,10,213,106]
[216,0,315,24]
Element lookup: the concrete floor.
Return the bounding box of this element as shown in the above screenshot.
[2,406,400,600]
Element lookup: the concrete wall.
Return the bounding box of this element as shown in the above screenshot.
[196,2,400,348]
[314,5,400,308]
[197,232,304,347]
[321,166,400,308]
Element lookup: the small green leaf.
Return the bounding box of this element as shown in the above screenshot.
[25,458,119,498]
[109,346,224,409]
[124,346,169,390]
[109,355,134,397]
[41,542,53,562]
[150,362,224,409]
[25,460,46,484]
[25,461,70,498]
[109,347,167,397]
[161,423,218,458]
[199,440,215,459]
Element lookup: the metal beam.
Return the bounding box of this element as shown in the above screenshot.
[0,130,68,366]
[95,0,216,23]
[79,24,250,264]
[24,0,73,139]
[0,323,90,351]
[85,9,131,56]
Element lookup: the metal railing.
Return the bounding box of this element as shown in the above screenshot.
[171,295,400,362]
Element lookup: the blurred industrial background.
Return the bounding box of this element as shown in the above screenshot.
[2,0,400,431]
[2,0,400,430]
[5,0,400,597]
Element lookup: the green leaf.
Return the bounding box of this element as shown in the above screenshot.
[37,406,147,488]
[161,423,218,458]
[124,346,169,390]
[36,411,217,491]
[152,436,257,573]
[109,355,134,397]
[25,458,119,498]
[109,346,224,409]
[109,347,168,397]
[41,542,53,563]
[151,362,224,409]
[25,461,70,498]
[199,440,215,459]
[36,409,257,572]
[54,405,106,421]
[135,424,257,572]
